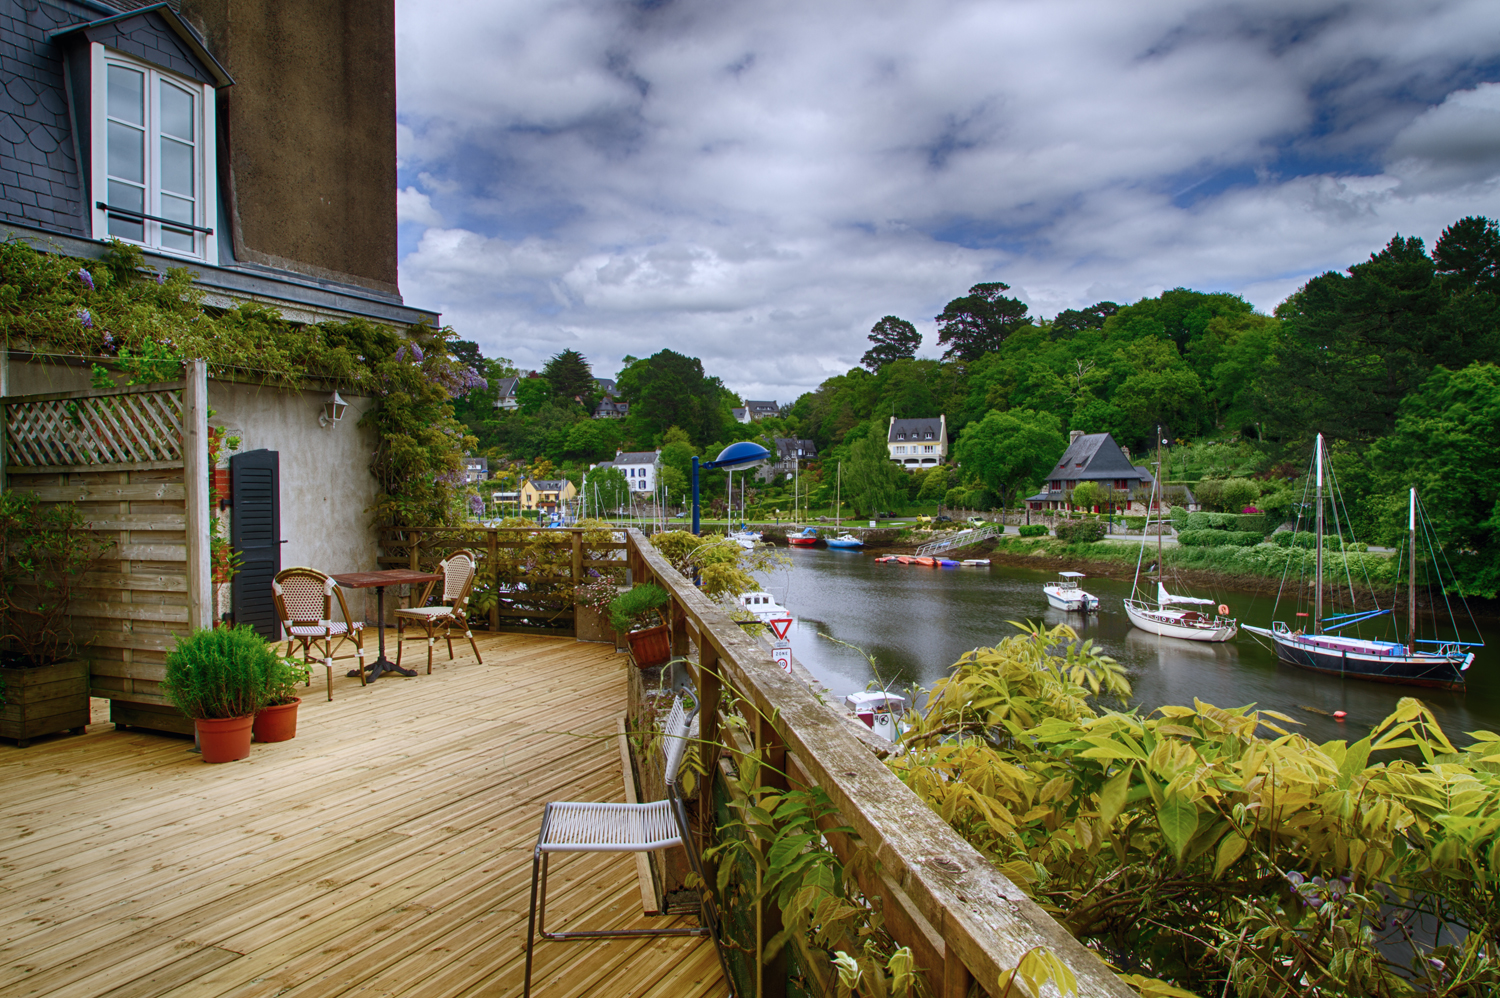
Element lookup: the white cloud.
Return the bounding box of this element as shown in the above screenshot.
[394,0,1500,401]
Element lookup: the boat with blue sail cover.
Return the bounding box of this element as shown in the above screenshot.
[1243,435,1482,690]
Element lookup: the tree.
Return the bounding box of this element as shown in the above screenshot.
[515,376,553,415]
[861,316,922,371]
[1070,480,1101,512]
[562,419,617,462]
[616,349,731,444]
[543,349,595,408]
[934,282,1031,361]
[1434,216,1500,295]
[917,465,951,502]
[583,466,631,514]
[1114,367,1207,442]
[1049,302,1118,338]
[840,434,906,519]
[952,409,1067,510]
[659,465,688,503]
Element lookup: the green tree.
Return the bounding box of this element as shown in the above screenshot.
[1049,301,1118,337]
[543,349,596,408]
[840,434,906,519]
[515,376,553,415]
[952,408,1067,510]
[917,465,951,502]
[935,282,1031,361]
[616,349,731,444]
[583,466,631,514]
[1070,480,1101,512]
[1368,362,1500,597]
[861,315,922,371]
[562,418,618,462]
[659,465,688,502]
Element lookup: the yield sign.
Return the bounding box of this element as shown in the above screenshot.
[768,617,793,641]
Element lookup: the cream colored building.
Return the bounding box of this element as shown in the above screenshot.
[519,478,578,510]
[887,415,947,470]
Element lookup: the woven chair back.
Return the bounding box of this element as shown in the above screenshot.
[442,552,475,602]
[275,569,331,626]
[661,697,699,792]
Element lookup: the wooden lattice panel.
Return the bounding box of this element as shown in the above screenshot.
[4,385,183,470]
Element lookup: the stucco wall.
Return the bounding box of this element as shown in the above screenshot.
[208,380,379,581]
[180,0,399,294]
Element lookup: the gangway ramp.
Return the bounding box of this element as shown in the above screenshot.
[916,521,1005,556]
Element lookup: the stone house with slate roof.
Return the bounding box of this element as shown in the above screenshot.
[757,436,816,482]
[1025,431,1158,512]
[887,415,946,470]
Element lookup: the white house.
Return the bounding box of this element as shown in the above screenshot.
[608,449,661,492]
[887,416,946,470]
[493,376,520,410]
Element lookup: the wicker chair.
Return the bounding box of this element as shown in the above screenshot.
[523,696,732,997]
[394,549,483,673]
[272,567,367,700]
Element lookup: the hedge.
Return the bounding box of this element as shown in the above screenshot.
[1018,524,1049,538]
[1177,529,1265,548]
[1271,531,1367,552]
[1054,519,1106,543]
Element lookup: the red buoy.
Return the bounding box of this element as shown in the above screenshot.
[1333,711,1347,720]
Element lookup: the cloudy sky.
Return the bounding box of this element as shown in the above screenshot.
[393,0,1500,402]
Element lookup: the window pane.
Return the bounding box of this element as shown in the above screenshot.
[161,192,193,224]
[159,82,194,141]
[106,180,144,240]
[160,138,194,196]
[107,66,143,125]
[107,120,143,183]
[160,224,194,252]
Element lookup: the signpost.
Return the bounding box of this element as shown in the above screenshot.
[769,617,793,673]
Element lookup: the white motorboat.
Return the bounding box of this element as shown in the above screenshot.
[844,690,907,743]
[737,591,792,625]
[1125,583,1238,642]
[727,529,762,550]
[1043,571,1099,612]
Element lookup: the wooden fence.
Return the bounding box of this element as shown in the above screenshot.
[380,525,627,635]
[622,528,1134,998]
[2,363,211,733]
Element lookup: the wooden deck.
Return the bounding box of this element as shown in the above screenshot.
[0,634,727,998]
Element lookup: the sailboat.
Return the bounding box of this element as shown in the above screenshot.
[1242,436,1481,689]
[1124,428,1238,642]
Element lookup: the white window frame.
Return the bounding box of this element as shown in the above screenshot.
[89,43,218,263]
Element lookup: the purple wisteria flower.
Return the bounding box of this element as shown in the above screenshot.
[77,267,94,291]
[395,345,407,362]
[102,331,115,347]
[468,494,485,518]
[155,272,166,285]
[410,343,425,362]
[77,309,93,328]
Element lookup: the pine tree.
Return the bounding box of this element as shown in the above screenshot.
[543,349,596,407]
[861,315,922,371]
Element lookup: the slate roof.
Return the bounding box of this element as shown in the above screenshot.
[1049,433,1151,481]
[614,450,659,465]
[887,417,943,443]
[773,437,816,460]
[529,479,569,492]
[494,376,520,397]
[594,377,617,394]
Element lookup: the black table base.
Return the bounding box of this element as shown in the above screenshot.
[347,584,418,681]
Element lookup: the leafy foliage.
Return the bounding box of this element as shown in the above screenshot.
[935,282,1032,361]
[862,315,923,372]
[162,625,279,719]
[607,582,670,633]
[0,491,112,666]
[953,408,1067,509]
[891,623,1500,996]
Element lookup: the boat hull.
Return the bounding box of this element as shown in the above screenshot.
[1043,586,1098,612]
[1247,627,1468,690]
[788,538,818,547]
[825,539,863,550]
[1124,600,1237,642]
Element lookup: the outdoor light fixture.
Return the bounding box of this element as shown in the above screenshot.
[692,441,770,535]
[319,391,348,428]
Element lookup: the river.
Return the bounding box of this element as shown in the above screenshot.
[756,547,1498,744]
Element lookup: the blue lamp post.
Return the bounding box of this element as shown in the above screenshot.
[692,441,771,535]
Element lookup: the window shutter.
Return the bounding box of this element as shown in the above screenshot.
[230,449,281,640]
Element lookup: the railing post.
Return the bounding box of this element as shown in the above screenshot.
[488,527,499,633]
[182,359,211,631]
[571,529,583,588]
[755,713,789,998]
[697,638,721,865]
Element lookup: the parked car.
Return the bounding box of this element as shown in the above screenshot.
[935,515,953,522]
[968,516,986,525]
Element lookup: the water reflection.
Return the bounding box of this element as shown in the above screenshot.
[758,547,1499,744]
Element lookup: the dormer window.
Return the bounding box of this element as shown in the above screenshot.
[90,47,217,261]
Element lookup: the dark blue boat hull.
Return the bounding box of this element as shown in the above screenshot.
[1271,636,1466,690]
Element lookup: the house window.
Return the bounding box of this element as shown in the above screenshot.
[893,446,906,454]
[1052,480,1062,490]
[91,47,216,261]
[923,445,934,453]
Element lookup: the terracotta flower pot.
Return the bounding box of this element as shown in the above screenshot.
[626,624,672,668]
[252,699,300,743]
[195,715,254,763]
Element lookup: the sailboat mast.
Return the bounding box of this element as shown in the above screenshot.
[1408,487,1417,653]
[1155,425,1163,576]
[1314,434,1324,635]
[836,461,842,529]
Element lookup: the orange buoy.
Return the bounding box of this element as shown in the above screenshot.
[1218,604,1229,615]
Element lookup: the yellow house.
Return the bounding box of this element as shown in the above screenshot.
[519,478,578,510]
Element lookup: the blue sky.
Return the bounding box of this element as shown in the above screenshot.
[393,0,1500,403]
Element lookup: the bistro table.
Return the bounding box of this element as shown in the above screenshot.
[331,569,442,682]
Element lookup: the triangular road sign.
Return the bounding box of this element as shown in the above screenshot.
[768,617,793,641]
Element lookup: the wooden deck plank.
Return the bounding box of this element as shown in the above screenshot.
[0,634,725,998]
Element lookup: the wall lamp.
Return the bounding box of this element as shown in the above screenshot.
[319,391,348,428]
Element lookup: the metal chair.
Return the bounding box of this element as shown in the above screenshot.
[523,697,733,997]
[272,567,366,700]
[394,549,483,672]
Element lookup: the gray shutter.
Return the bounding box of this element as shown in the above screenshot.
[230,449,280,640]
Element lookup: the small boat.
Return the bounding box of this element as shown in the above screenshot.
[1044,571,1099,612]
[788,527,819,547]
[825,533,864,550]
[875,555,901,564]
[737,591,793,626]
[961,559,990,567]
[1242,441,1481,689]
[844,691,907,743]
[938,559,960,568]
[911,556,936,567]
[728,529,762,550]
[894,555,914,564]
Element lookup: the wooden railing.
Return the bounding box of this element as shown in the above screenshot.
[381,526,626,634]
[624,528,1133,998]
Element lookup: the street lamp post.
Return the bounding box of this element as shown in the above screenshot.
[692,441,770,535]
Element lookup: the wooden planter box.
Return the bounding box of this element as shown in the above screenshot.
[0,659,90,747]
[574,604,615,643]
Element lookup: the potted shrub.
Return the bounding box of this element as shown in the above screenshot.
[162,625,276,762]
[252,656,311,743]
[609,583,672,667]
[0,491,111,747]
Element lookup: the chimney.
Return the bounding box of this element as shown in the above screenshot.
[1122,446,1131,462]
[1070,430,1083,445]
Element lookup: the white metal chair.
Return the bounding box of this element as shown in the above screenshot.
[394,549,483,673]
[272,567,366,700]
[523,697,733,997]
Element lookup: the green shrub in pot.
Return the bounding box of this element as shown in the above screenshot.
[162,625,278,720]
[608,583,670,634]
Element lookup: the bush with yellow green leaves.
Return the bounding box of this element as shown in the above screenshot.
[889,622,1500,997]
